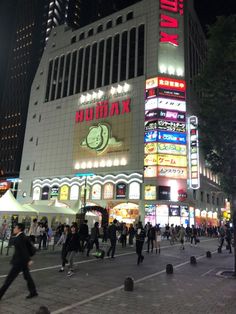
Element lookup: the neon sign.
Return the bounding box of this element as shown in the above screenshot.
[159,0,184,47]
[157,154,187,167]
[158,131,186,144]
[157,165,187,179]
[157,120,186,133]
[144,131,158,143]
[188,116,200,189]
[157,97,186,111]
[157,142,186,155]
[75,98,131,123]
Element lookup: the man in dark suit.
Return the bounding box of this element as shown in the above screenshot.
[0,223,38,300]
[107,219,118,258]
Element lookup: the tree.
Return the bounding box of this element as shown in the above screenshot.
[196,15,236,274]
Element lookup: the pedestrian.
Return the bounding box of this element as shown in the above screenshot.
[107,219,118,258]
[225,224,232,253]
[136,221,146,265]
[0,223,38,300]
[190,225,198,246]
[128,223,135,247]
[78,220,89,252]
[87,222,100,257]
[65,224,80,276]
[121,222,128,248]
[147,224,155,253]
[218,225,225,251]
[57,225,70,272]
[178,225,185,250]
[155,229,162,254]
[102,223,108,243]
[28,218,39,244]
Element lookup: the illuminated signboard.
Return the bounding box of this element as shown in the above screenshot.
[157,166,187,179]
[158,87,185,100]
[70,185,79,200]
[144,143,158,154]
[158,131,186,144]
[33,187,41,201]
[180,206,189,217]
[146,88,158,99]
[145,110,159,121]
[188,116,200,189]
[91,184,102,200]
[129,182,140,200]
[156,205,169,216]
[169,205,180,216]
[157,109,186,122]
[145,98,158,110]
[60,185,69,201]
[116,183,126,199]
[145,120,158,131]
[0,181,11,191]
[157,120,186,133]
[144,166,158,178]
[75,98,131,123]
[157,97,186,112]
[103,183,114,199]
[146,77,158,89]
[144,154,158,166]
[158,77,185,91]
[157,154,187,167]
[144,185,156,200]
[157,143,186,155]
[50,186,59,198]
[144,131,158,143]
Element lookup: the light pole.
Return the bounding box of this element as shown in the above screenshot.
[75,172,95,214]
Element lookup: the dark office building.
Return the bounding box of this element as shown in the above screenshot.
[0,0,80,188]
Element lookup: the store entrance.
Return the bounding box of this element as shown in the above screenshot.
[109,203,139,225]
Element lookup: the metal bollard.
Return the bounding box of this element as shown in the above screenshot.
[124,277,134,291]
[206,251,212,258]
[190,256,197,264]
[166,264,173,274]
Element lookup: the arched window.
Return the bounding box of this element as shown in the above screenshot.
[91,184,102,200]
[129,182,140,199]
[70,185,79,200]
[41,186,49,200]
[103,183,114,199]
[33,187,41,201]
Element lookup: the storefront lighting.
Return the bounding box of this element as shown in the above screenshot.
[100,160,106,167]
[75,162,80,169]
[80,95,86,103]
[106,160,113,167]
[111,87,116,95]
[160,65,167,73]
[117,85,123,93]
[168,66,175,75]
[94,161,99,168]
[123,83,130,92]
[87,161,92,168]
[176,68,184,76]
[86,93,91,101]
[113,159,120,166]
[81,162,86,169]
[98,90,103,98]
[74,158,129,170]
[92,92,97,100]
[120,158,127,166]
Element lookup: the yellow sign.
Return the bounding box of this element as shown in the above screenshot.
[59,185,69,201]
[144,142,158,154]
[144,185,156,200]
[157,143,186,155]
[157,154,187,167]
[146,77,158,89]
[157,166,187,179]
[144,154,158,166]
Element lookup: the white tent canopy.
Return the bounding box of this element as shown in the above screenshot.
[0,190,37,215]
[23,204,76,216]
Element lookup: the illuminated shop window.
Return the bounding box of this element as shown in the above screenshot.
[70,185,79,200]
[59,185,69,201]
[129,182,140,199]
[50,185,59,199]
[91,184,101,200]
[144,185,156,200]
[103,183,114,200]
[33,187,40,201]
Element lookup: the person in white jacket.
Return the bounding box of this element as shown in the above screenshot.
[57,225,70,272]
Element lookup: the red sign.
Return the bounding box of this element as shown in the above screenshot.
[75,98,131,123]
[0,181,11,191]
[157,77,186,91]
[159,0,184,46]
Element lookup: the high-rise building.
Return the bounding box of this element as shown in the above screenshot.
[18,0,226,227]
[0,0,80,195]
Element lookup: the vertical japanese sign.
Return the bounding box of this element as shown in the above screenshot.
[188,116,200,189]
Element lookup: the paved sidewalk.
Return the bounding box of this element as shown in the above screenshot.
[0,238,235,314]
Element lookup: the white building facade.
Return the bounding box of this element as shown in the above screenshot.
[18,0,226,227]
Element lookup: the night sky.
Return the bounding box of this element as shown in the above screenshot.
[194,0,236,31]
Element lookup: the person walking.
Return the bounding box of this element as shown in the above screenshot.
[136,221,146,265]
[0,223,38,300]
[178,225,185,250]
[155,229,162,254]
[147,224,155,253]
[218,225,225,251]
[128,224,135,247]
[87,222,100,257]
[65,224,80,276]
[107,219,118,258]
[225,224,232,253]
[121,222,128,248]
[78,220,89,252]
[102,223,108,243]
[190,225,198,246]
[57,225,70,272]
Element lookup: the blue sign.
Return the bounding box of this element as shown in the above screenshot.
[75,173,94,177]
[144,131,158,143]
[158,131,186,144]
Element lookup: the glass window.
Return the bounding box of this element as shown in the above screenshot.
[200,191,204,202]
[127,12,133,21]
[63,53,71,97]
[106,20,112,29]
[116,16,122,25]
[75,48,84,93]
[89,43,97,90]
[137,24,144,76]
[56,55,65,99]
[33,187,40,201]
[128,28,136,79]
[82,46,90,92]
[41,186,49,200]
[104,37,112,86]
[120,31,127,81]
[104,183,114,199]
[69,51,77,95]
[45,60,53,102]
[79,32,85,40]
[112,34,120,83]
[97,24,103,33]
[96,40,104,88]
[88,28,94,37]
[50,58,59,101]
[207,193,210,203]
[70,185,79,200]
[71,36,76,44]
